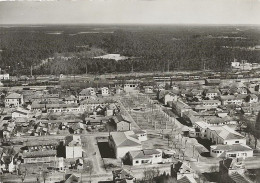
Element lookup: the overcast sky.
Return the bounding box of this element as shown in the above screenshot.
[0,0,260,25]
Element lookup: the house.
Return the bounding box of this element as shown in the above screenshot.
[0,147,18,173]
[22,150,58,164]
[164,93,178,106]
[171,161,196,181]
[133,130,147,141]
[101,87,109,96]
[63,174,80,183]
[5,93,24,108]
[124,81,139,93]
[105,103,118,116]
[79,88,96,101]
[64,135,83,159]
[219,158,253,183]
[171,100,191,117]
[23,140,59,152]
[70,122,85,134]
[144,86,153,94]
[108,131,142,159]
[125,149,162,166]
[42,94,60,102]
[80,98,116,112]
[205,79,221,86]
[194,121,210,139]
[112,169,135,183]
[237,87,248,95]
[182,110,202,125]
[115,86,124,95]
[246,94,258,103]
[210,144,253,159]
[64,95,77,104]
[111,115,131,131]
[203,89,219,99]
[190,89,203,96]
[206,125,246,145]
[0,73,9,80]
[12,107,31,119]
[220,95,244,106]
[201,100,221,108]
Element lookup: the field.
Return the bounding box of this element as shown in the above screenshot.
[120,93,176,130]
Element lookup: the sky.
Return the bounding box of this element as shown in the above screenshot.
[0,0,260,25]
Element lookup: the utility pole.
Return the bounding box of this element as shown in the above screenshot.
[167,60,170,72]
[30,65,33,77]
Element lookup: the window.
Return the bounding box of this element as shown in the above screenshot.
[135,160,139,163]
[235,141,239,143]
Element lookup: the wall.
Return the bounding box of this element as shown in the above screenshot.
[65,146,82,158]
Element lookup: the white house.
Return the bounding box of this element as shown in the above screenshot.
[204,89,219,99]
[124,82,139,93]
[220,95,244,106]
[5,93,24,108]
[206,125,246,145]
[126,149,162,166]
[64,135,83,159]
[0,73,9,80]
[133,130,147,141]
[210,144,253,159]
[101,87,109,96]
[194,121,210,139]
[108,131,142,159]
[164,93,177,106]
[144,86,153,94]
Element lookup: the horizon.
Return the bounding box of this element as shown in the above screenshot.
[1,0,260,25]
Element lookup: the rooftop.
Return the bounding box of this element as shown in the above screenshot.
[129,149,161,159]
[211,144,252,152]
[110,131,141,147]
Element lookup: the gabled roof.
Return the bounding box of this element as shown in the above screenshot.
[207,125,245,140]
[112,115,131,124]
[211,144,252,152]
[129,149,160,159]
[110,131,141,147]
[112,169,134,180]
[6,93,22,99]
[229,172,252,183]
[64,174,80,183]
[23,150,57,158]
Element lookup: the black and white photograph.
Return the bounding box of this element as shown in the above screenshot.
[0,0,260,182]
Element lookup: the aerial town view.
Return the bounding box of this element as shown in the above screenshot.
[0,0,260,183]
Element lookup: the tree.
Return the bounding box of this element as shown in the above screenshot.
[84,160,94,183]
[254,112,260,148]
[42,171,49,183]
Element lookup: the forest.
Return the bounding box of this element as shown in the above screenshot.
[0,25,260,75]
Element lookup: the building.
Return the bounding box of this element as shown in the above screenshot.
[171,100,191,117]
[5,93,24,108]
[194,121,210,139]
[206,125,246,145]
[164,93,178,106]
[64,95,77,104]
[79,88,96,101]
[203,89,219,99]
[210,144,253,159]
[125,149,162,166]
[111,115,131,131]
[123,81,139,93]
[133,130,147,141]
[246,94,258,103]
[144,86,153,94]
[205,79,221,86]
[22,150,58,164]
[171,161,197,182]
[108,131,142,159]
[201,100,221,108]
[220,95,244,106]
[64,135,83,159]
[101,87,109,96]
[0,73,9,80]
[219,158,253,183]
[11,108,31,119]
[112,169,135,183]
